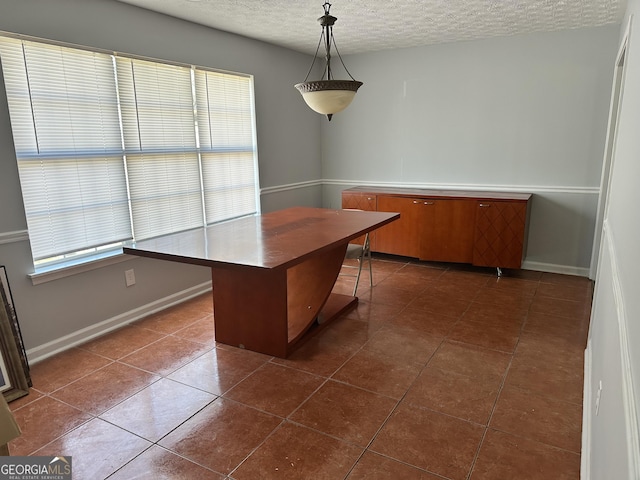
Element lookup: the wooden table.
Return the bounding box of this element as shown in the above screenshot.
[123,207,399,357]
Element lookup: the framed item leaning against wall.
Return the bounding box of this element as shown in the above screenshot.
[0,265,31,402]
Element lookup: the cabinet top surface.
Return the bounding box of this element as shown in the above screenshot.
[343,186,532,201]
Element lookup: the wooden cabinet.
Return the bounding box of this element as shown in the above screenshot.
[342,187,531,269]
[342,191,377,247]
[472,200,529,269]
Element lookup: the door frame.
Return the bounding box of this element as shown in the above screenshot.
[589,22,630,280]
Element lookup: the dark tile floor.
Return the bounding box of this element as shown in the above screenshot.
[8,255,593,479]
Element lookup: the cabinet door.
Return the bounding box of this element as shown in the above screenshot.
[421,199,476,263]
[473,201,528,268]
[375,196,421,257]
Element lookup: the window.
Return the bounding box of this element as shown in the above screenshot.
[0,35,259,269]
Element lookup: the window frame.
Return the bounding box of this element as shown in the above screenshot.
[0,32,261,277]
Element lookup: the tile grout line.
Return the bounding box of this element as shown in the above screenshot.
[341,264,456,479]
[464,275,539,479]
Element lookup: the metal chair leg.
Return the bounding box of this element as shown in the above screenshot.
[353,257,364,296]
[352,233,370,296]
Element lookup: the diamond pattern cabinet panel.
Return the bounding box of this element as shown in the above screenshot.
[472,201,529,269]
[342,192,377,246]
[342,192,377,212]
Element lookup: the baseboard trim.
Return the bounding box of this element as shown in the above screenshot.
[26,281,212,365]
[521,260,590,277]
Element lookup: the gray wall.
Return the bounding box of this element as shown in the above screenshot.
[0,0,321,357]
[321,25,619,275]
[584,0,640,477]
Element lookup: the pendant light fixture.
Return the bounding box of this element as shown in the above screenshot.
[295,1,363,121]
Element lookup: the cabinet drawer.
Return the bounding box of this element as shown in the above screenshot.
[341,192,377,211]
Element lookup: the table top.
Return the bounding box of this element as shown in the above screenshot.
[123,206,399,270]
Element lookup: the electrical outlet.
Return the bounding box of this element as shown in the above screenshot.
[125,269,136,287]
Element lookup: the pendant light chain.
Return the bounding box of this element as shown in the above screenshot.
[294,1,363,120]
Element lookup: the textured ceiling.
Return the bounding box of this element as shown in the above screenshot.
[115,0,626,55]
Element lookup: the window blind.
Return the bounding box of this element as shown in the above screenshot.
[195,70,259,224]
[116,57,204,240]
[0,37,131,261]
[0,34,260,268]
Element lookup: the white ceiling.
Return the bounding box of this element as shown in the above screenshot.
[115,0,626,55]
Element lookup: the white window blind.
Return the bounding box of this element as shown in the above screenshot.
[0,35,260,268]
[196,70,259,224]
[0,37,131,261]
[116,57,204,240]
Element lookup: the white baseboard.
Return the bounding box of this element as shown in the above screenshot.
[26,281,212,365]
[521,260,590,277]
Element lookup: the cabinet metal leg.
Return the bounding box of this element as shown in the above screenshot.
[496,267,503,277]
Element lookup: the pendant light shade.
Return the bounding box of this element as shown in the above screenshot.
[295,80,362,116]
[295,2,362,121]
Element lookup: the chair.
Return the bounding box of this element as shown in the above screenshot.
[341,231,373,296]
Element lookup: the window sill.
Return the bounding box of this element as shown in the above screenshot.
[29,249,134,286]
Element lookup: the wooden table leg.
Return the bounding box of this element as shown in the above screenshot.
[211,243,354,358]
[212,266,289,357]
[286,243,348,345]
